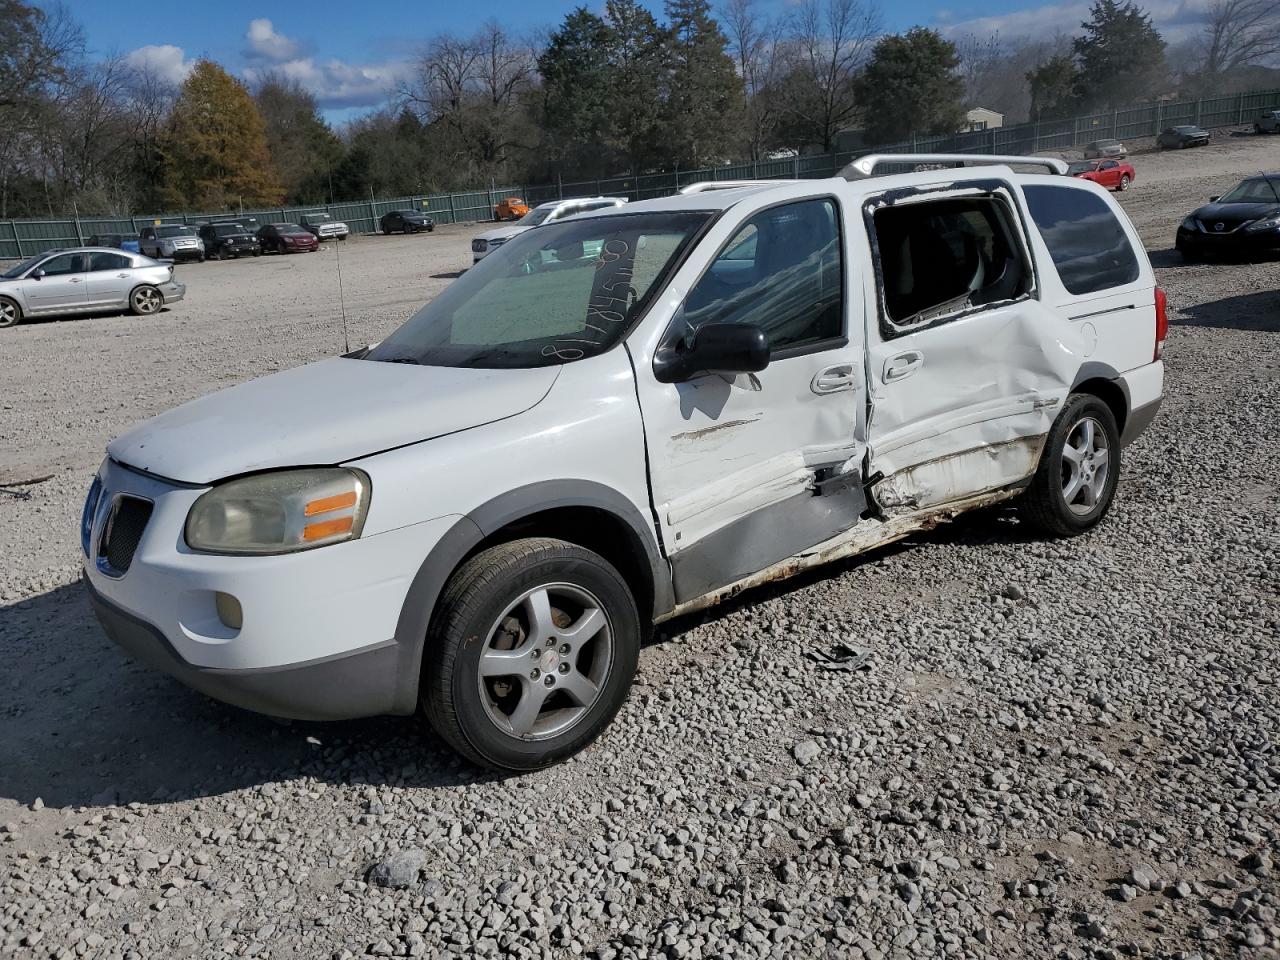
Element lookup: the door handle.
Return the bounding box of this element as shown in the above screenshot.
[883,351,923,382]
[811,364,856,394]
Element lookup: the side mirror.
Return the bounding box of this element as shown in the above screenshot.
[654,322,771,384]
[31,268,44,280]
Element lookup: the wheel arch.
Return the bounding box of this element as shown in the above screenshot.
[1071,364,1129,436]
[388,481,672,715]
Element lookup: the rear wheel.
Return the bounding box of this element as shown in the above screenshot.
[129,285,163,316]
[1020,394,1120,537]
[0,296,21,328]
[422,537,640,770]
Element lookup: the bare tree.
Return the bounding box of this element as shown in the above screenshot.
[775,0,881,152]
[721,0,782,158]
[1196,0,1280,78]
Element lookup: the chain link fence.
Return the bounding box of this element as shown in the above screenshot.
[2,86,1277,260]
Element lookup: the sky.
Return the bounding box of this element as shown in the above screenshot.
[64,0,1215,122]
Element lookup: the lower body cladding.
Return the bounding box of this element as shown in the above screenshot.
[83,458,458,720]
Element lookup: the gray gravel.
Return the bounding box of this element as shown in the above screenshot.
[1,132,1278,959]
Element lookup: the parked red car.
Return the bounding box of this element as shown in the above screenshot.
[257,223,319,254]
[1068,158,1135,192]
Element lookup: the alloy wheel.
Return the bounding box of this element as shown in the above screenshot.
[476,583,614,741]
[1061,416,1110,515]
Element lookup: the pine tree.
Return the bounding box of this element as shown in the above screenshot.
[163,60,281,210]
[856,28,966,145]
[662,0,744,167]
[1072,0,1167,109]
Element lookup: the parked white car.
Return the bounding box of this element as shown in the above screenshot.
[138,224,205,263]
[84,154,1164,770]
[471,196,627,263]
[300,212,350,241]
[1,248,186,327]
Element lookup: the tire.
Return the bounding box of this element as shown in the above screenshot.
[1118,174,1130,191]
[129,285,163,316]
[1019,394,1121,537]
[422,537,640,770]
[0,296,21,328]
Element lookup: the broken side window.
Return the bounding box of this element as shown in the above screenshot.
[872,195,1031,331]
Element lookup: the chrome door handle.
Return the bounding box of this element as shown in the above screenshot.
[883,351,923,382]
[811,364,856,394]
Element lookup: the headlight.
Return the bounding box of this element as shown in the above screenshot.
[1245,216,1280,233]
[1180,217,1198,231]
[81,474,102,556]
[185,468,370,555]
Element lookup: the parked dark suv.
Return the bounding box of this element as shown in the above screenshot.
[199,223,262,260]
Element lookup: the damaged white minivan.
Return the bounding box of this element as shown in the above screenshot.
[83,155,1165,770]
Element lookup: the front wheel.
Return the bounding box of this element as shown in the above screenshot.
[1019,394,1121,537]
[129,285,163,316]
[422,537,640,770]
[0,296,21,328]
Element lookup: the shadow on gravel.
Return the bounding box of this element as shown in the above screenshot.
[0,583,508,810]
[1177,289,1280,331]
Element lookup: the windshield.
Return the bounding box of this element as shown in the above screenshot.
[1,254,47,279]
[1218,178,1280,203]
[518,207,555,227]
[156,226,194,238]
[366,211,710,369]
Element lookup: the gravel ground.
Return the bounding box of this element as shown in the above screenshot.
[1,132,1277,960]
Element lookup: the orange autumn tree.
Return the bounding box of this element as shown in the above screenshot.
[163,60,282,210]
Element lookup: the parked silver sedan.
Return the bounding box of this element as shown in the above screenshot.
[0,248,186,328]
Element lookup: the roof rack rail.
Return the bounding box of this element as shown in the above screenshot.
[677,179,793,194]
[840,153,1069,179]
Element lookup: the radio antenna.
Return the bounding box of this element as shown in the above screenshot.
[334,234,351,354]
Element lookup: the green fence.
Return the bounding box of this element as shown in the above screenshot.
[2,86,1277,260]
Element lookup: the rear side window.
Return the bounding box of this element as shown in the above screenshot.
[1023,185,1140,295]
[871,196,1030,332]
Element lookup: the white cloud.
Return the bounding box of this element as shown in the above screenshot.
[941,0,1213,45]
[123,44,196,85]
[245,57,409,109]
[245,18,306,63]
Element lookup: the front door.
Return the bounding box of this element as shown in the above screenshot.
[860,181,1083,512]
[633,195,867,604]
[26,252,87,313]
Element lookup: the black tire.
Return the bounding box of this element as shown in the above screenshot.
[128,285,163,316]
[0,296,21,328]
[1019,394,1121,537]
[422,537,640,770]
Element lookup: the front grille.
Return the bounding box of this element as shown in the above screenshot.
[100,496,153,574]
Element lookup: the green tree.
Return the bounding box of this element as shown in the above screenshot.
[602,0,669,172]
[662,0,744,166]
[538,8,617,177]
[1027,54,1079,119]
[856,28,966,145]
[164,60,281,209]
[1072,0,1167,108]
[253,72,344,204]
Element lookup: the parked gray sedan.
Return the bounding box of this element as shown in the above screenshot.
[0,248,186,328]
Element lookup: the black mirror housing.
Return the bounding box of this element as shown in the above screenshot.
[654,322,771,383]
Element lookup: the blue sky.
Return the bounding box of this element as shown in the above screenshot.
[68,0,1211,121]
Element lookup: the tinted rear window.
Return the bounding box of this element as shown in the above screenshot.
[1023,185,1140,295]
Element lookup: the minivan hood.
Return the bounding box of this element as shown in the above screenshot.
[108,357,559,484]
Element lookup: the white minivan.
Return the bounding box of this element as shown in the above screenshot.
[83,155,1165,770]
